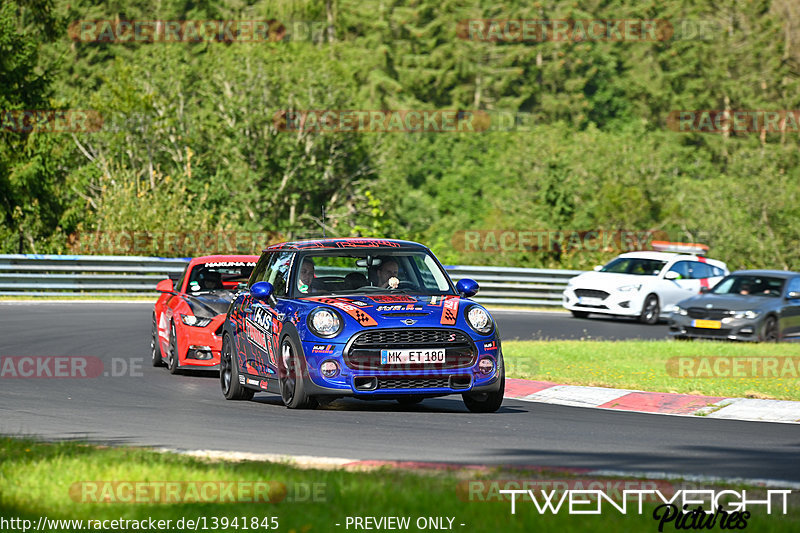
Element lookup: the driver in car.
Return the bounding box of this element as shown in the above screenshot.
[376,258,400,289]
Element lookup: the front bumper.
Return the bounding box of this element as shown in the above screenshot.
[300,329,502,397]
[562,287,646,317]
[668,316,760,341]
[180,315,225,367]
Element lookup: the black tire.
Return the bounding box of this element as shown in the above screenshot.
[639,294,660,325]
[761,316,779,342]
[167,322,181,374]
[220,334,255,400]
[278,335,317,409]
[463,357,505,413]
[570,310,590,319]
[151,313,164,367]
[397,396,424,405]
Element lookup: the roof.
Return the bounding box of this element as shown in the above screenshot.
[617,250,726,266]
[264,238,428,252]
[729,270,800,278]
[189,254,260,265]
[618,251,689,261]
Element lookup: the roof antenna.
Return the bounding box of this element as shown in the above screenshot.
[322,205,326,238]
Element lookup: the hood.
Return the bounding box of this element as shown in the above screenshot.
[299,294,472,327]
[184,291,236,317]
[677,293,777,312]
[570,271,657,289]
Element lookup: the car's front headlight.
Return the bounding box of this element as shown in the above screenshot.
[465,305,494,335]
[617,284,642,292]
[307,307,342,338]
[181,314,213,327]
[673,306,688,316]
[732,310,761,319]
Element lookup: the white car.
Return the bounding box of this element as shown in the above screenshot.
[562,243,729,324]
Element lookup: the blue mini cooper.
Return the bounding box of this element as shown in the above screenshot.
[219,238,504,412]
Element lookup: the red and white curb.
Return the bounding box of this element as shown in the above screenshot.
[505,378,800,424]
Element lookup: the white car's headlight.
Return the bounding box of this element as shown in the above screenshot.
[466,306,494,335]
[617,284,642,292]
[180,314,213,327]
[732,310,761,319]
[308,307,342,338]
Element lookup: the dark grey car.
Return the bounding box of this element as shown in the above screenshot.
[668,270,800,341]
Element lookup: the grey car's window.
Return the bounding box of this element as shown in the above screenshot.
[712,275,785,297]
[786,277,800,296]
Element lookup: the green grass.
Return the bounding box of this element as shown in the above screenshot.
[1,437,798,532]
[504,340,800,401]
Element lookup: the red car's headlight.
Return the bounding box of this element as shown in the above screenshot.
[180,314,213,327]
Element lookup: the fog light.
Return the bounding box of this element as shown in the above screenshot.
[478,357,495,375]
[739,327,754,335]
[619,301,630,308]
[320,360,339,378]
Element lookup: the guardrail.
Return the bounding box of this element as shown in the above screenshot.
[0,255,583,306]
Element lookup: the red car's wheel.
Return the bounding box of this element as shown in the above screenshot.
[151,313,164,367]
[167,322,181,374]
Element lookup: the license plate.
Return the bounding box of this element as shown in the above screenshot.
[692,319,721,329]
[578,297,603,306]
[380,349,445,364]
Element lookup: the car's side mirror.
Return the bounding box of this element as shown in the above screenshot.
[593,265,603,272]
[664,271,680,280]
[156,279,174,293]
[251,281,277,306]
[456,278,480,298]
[787,291,800,300]
[699,286,710,294]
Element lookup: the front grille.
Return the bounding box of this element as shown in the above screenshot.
[353,329,471,345]
[345,328,477,370]
[687,327,731,337]
[688,308,731,320]
[377,377,450,389]
[575,289,609,299]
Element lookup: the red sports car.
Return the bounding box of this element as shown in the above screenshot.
[151,255,259,373]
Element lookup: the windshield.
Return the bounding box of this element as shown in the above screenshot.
[711,275,785,297]
[292,250,455,297]
[187,261,256,293]
[601,257,667,276]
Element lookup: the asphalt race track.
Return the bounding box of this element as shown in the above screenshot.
[1,302,798,484]
[492,309,669,340]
